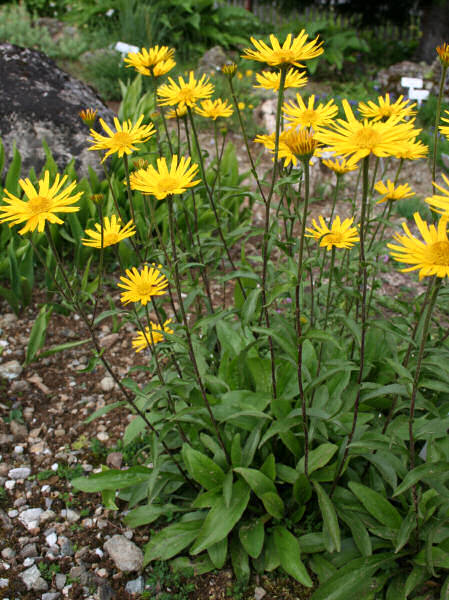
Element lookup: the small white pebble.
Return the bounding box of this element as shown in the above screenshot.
[23,557,34,567]
[51,463,58,471]
[5,481,15,490]
[46,532,57,546]
[94,548,103,558]
[41,485,51,493]
[14,446,23,454]
[7,510,18,518]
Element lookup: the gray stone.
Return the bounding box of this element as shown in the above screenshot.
[19,508,43,531]
[0,578,8,588]
[254,587,267,600]
[9,420,28,438]
[198,46,229,75]
[1,547,15,559]
[98,583,115,600]
[69,565,88,585]
[55,573,66,590]
[103,535,143,572]
[42,593,60,600]
[58,537,74,557]
[125,576,144,595]
[20,564,48,591]
[100,376,115,392]
[0,43,115,177]
[20,543,38,558]
[8,467,31,480]
[106,452,123,470]
[0,434,13,444]
[0,359,22,380]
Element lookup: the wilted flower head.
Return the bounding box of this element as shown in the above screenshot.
[79,108,98,127]
[437,42,449,68]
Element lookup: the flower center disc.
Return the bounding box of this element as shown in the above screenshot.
[178,88,195,103]
[28,195,53,215]
[112,131,133,148]
[136,282,155,297]
[103,233,119,246]
[325,232,344,245]
[352,127,381,150]
[273,50,296,64]
[430,241,449,265]
[158,177,179,193]
[300,109,318,126]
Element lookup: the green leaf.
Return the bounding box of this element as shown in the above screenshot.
[311,555,392,600]
[190,480,250,554]
[338,510,371,556]
[5,142,21,195]
[207,537,227,569]
[239,520,264,558]
[123,416,146,446]
[395,512,416,553]
[393,462,449,497]
[349,482,402,529]
[25,305,53,365]
[260,453,276,480]
[144,519,203,564]
[314,482,341,552]
[223,471,233,508]
[84,401,125,424]
[234,467,284,518]
[39,338,90,359]
[124,503,180,528]
[230,536,250,584]
[72,466,151,492]
[297,443,338,475]
[241,288,262,325]
[182,445,226,490]
[404,565,427,597]
[273,526,313,587]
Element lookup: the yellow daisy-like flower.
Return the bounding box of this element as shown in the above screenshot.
[305,215,359,250]
[118,264,168,305]
[437,43,449,68]
[245,69,253,77]
[358,94,416,122]
[221,63,238,79]
[81,215,136,248]
[166,106,188,119]
[88,115,156,162]
[374,180,414,204]
[79,108,98,127]
[132,319,174,352]
[0,171,81,235]
[130,155,200,200]
[438,109,449,139]
[425,173,449,215]
[395,137,428,161]
[242,32,323,67]
[195,98,233,120]
[124,46,175,74]
[315,99,419,163]
[279,128,320,166]
[283,94,338,130]
[254,68,308,91]
[157,71,214,109]
[322,157,358,175]
[388,212,449,279]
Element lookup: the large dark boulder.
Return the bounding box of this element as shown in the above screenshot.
[0,42,115,177]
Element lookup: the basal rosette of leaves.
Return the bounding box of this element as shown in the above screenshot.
[2,35,449,600]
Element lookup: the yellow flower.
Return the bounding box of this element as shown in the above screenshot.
[132,319,174,352]
[437,43,449,68]
[195,98,233,120]
[242,32,323,67]
[79,108,98,127]
[245,69,253,77]
[238,102,246,110]
[278,128,320,165]
[130,155,200,200]
[283,94,338,130]
[425,173,449,215]
[395,137,428,161]
[374,180,414,204]
[322,157,358,175]
[315,99,419,162]
[438,109,449,139]
[388,212,449,279]
[254,68,308,91]
[157,71,214,109]
[88,115,155,162]
[0,171,81,235]
[221,63,238,78]
[358,94,416,122]
[118,264,168,305]
[81,215,136,248]
[237,72,243,80]
[124,46,175,76]
[305,215,359,250]
[166,106,188,119]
